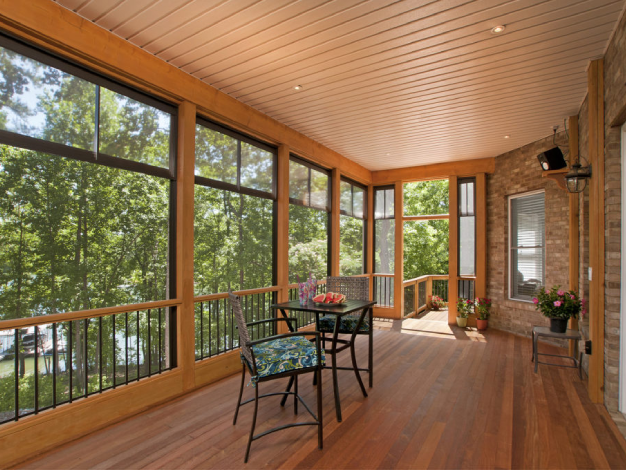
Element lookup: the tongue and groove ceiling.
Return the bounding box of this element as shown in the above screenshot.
[54,0,625,171]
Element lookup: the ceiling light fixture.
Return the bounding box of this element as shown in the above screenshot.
[294,85,303,91]
[491,25,506,34]
[504,135,510,139]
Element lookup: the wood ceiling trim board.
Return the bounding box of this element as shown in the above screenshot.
[205,0,460,89]
[250,20,613,113]
[95,0,160,32]
[55,0,89,11]
[0,0,372,180]
[244,10,615,108]
[220,0,609,98]
[223,0,550,97]
[372,158,496,185]
[177,0,334,72]
[165,0,298,66]
[184,0,364,75]
[149,0,264,57]
[76,0,124,20]
[117,0,211,44]
[277,66,589,129]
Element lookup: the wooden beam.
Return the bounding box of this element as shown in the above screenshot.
[568,115,580,357]
[448,176,459,324]
[372,157,495,185]
[331,168,341,276]
[587,59,605,403]
[394,181,404,318]
[276,145,290,303]
[475,173,487,301]
[542,169,568,191]
[0,0,372,186]
[176,101,196,392]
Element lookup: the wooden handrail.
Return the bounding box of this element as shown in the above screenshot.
[193,286,281,303]
[372,273,394,278]
[402,274,448,286]
[0,298,182,330]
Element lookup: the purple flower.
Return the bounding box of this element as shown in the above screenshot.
[532,298,539,305]
[554,300,562,307]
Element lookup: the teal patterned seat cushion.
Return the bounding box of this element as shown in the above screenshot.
[318,314,370,333]
[243,336,325,383]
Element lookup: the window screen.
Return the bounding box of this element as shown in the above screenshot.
[509,191,545,301]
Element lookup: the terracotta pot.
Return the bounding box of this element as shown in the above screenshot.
[456,316,467,328]
[476,319,488,331]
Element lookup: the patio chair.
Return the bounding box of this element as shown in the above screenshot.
[229,291,324,463]
[317,276,373,394]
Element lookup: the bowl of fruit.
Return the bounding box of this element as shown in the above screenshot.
[312,292,346,305]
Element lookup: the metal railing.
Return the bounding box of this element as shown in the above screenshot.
[458,279,475,300]
[373,274,394,307]
[402,275,449,317]
[0,305,174,425]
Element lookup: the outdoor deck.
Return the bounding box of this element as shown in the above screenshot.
[16,324,626,470]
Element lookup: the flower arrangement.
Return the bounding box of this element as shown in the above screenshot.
[456,298,473,318]
[474,298,492,320]
[533,286,584,319]
[296,273,317,306]
[430,295,446,311]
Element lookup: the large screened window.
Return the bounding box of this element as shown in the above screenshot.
[289,157,330,283]
[458,178,476,276]
[0,36,176,321]
[509,191,545,301]
[340,179,366,276]
[194,120,275,295]
[374,187,395,273]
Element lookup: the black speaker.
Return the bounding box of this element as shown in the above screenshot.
[537,147,566,171]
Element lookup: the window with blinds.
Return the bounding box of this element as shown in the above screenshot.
[509,191,545,301]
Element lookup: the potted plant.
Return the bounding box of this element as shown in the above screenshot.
[430,295,446,311]
[456,298,472,327]
[533,286,583,333]
[474,297,492,331]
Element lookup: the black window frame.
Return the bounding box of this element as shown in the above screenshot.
[458,177,476,277]
[373,185,395,274]
[339,176,367,275]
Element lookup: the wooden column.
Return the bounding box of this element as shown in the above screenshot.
[587,59,605,403]
[394,181,404,318]
[475,173,487,300]
[367,185,374,299]
[176,101,196,392]
[331,168,341,276]
[276,145,290,303]
[448,176,459,324]
[568,115,580,357]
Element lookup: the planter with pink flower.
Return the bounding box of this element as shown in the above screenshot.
[533,286,584,333]
[474,297,492,331]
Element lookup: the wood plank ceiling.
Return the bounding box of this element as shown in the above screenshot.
[54,0,625,171]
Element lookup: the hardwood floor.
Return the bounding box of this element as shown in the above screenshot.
[16,325,626,469]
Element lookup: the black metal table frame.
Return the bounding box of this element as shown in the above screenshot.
[531,326,583,379]
[271,299,376,422]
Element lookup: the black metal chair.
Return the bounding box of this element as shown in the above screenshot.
[229,291,324,463]
[316,276,373,394]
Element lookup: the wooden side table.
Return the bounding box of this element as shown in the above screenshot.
[532,326,583,378]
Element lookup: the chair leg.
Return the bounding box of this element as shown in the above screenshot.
[317,368,323,449]
[280,376,294,407]
[350,337,367,397]
[233,364,246,425]
[244,385,259,464]
[294,374,298,415]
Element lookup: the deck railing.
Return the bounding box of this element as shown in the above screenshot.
[402,275,449,317]
[373,274,394,307]
[0,302,176,425]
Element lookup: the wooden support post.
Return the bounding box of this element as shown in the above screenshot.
[276,145,290,333]
[176,101,196,392]
[587,59,605,403]
[331,168,341,276]
[448,176,458,324]
[475,173,487,300]
[426,277,433,307]
[367,185,374,300]
[394,181,404,318]
[568,115,580,357]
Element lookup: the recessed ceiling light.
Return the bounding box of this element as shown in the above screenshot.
[294,85,303,91]
[491,25,506,34]
[386,153,390,156]
[504,135,510,139]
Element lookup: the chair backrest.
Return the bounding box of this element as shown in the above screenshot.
[326,276,369,301]
[228,290,253,366]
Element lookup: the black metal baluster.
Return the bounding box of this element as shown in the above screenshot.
[136,311,140,381]
[69,321,73,403]
[244,294,248,342]
[14,329,18,420]
[84,318,88,396]
[158,308,162,374]
[53,324,57,408]
[34,326,39,414]
[112,314,117,387]
[216,300,220,355]
[208,302,212,358]
[228,298,233,351]
[125,312,129,384]
[199,302,204,360]
[99,316,103,393]
[147,309,151,376]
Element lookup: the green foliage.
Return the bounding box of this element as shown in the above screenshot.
[474,297,492,320]
[403,180,449,216]
[339,215,364,276]
[289,205,328,283]
[403,220,449,279]
[456,298,473,318]
[534,286,583,319]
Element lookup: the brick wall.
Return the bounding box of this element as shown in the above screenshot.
[486,134,570,340]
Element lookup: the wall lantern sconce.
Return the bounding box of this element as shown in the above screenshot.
[564,161,592,193]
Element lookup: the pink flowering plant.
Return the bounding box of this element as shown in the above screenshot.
[533,286,584,319]
[456,298,473,318]
[474,297,492,320]
[430,295,446,311]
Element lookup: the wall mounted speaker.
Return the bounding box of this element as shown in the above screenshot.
[537,147,566,171]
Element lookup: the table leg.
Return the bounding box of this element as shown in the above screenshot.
[368,307,373,388]
[331,316,342,422]
[350,308,368,397]
[533,331,539,373]
[279,308,295,407]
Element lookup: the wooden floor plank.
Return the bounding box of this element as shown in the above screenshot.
[14,326,626,470]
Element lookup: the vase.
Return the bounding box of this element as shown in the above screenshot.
[456,316,467,327]
[476,319,488,331]
[549,317,568,333]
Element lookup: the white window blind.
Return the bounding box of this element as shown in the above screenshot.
[509,192,545,301]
